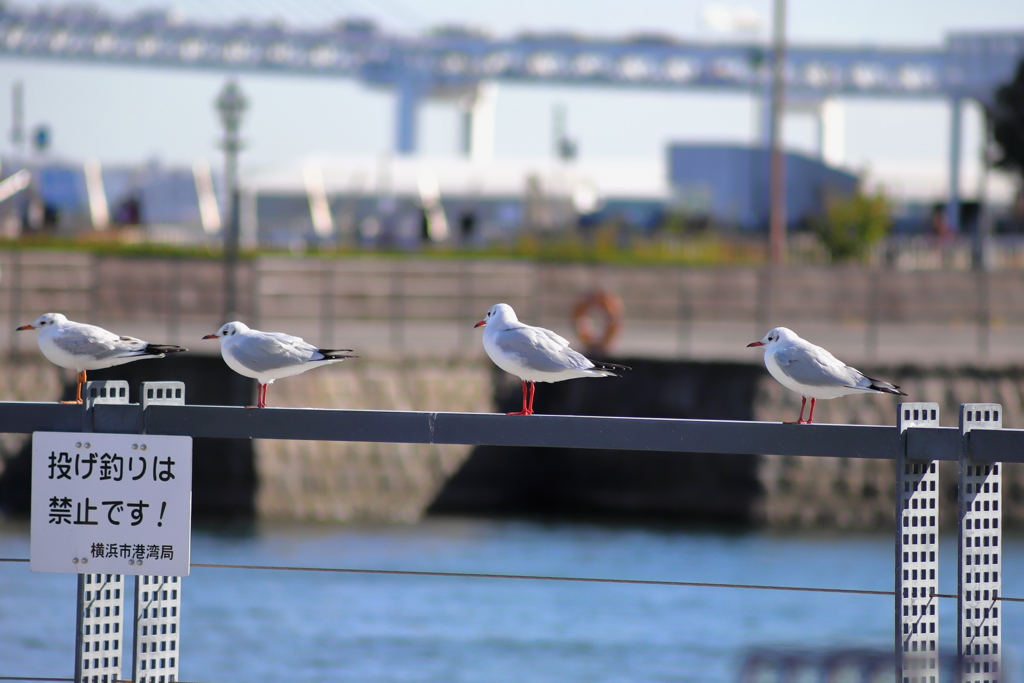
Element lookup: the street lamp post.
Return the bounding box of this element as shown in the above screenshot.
[215,79,247,321]
[767,0,787,265]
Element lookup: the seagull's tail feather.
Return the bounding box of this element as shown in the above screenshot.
[590,361,631,377]
[143,344,187,355]
[316,348,360,361]
[866,376,907,396]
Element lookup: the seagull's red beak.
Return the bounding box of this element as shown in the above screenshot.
[747,341,764,347]
[202,334,219,340]
[474,320,486,328]
[15,324,35,331]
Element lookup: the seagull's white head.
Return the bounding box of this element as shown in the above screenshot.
[203,321,251,341]
[747,326,797,349]
[474,303,518,329]
[16,312,68,331]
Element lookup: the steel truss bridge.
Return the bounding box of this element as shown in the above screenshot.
[1,4,1023,225]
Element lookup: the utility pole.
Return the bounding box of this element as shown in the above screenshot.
[215,79,247,322]
[10,81,24,156]
[767,0,787,264]
[974,114,994,272]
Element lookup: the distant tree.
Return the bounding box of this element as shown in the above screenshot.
[814,190,892,262]
[990,59,1024,184]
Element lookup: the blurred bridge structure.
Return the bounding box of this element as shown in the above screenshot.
[1,4,1023,229]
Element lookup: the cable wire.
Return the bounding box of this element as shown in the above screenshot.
[190,561,893,596]
[5,557,1024,601]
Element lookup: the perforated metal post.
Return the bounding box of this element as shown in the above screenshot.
[896,402,940,683]
[83,380,129,409]
[141,382,186,410]
[74,380,131,683]
[133,575,182,683]
[959,404,1002,682]
[133,381,187,683]
[75,573,125,683]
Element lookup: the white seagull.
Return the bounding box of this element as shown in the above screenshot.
[16,312,187,404]
[203,321,358,408]
[748,326,906,424]
[474,303,629,415]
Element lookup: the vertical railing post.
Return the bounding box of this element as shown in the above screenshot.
[389,261,404,354]
[133,381,188,683]
[8,249,21,358]
[865,267,880,361]
[168,258,182,346]
[74,380,131,683]
[458,259,473,352]
[896,402,940,683]
[958,403,1002,683]
[676,268,691,358]
[320,260,335,348]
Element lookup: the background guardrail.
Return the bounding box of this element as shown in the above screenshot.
[2,250,1024,362]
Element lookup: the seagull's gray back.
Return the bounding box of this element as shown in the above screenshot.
[227,331,318,373]
[493,324,594,373]
[51,323,147,359]
[773,342,864,388]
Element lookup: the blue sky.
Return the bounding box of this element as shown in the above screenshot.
[0,0,1022,197]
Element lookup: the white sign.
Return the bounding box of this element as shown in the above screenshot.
[30,432,192,576]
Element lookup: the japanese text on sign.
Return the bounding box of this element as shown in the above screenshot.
[31,432,192,577]
[46,451,177,482]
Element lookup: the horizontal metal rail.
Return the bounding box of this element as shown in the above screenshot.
[0,400,1011,461]
[3,393,1022,683]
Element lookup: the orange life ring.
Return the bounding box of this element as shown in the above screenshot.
[572,289,623,354]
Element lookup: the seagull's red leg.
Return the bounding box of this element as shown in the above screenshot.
[62,370,86,404]
[507,380,531,415]
[784,396,807,424]
[806,398,816,424]
[261,383,269,408]
[526,381,536,415]
[247,382,264,410]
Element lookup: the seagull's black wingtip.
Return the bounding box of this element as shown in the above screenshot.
[145,344,187,355]
[594,362,631,373]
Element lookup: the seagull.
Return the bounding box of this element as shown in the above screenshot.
[748,326,906,424]
[16,312,187,404]
[203,321,358,408]
[474,303,629,415]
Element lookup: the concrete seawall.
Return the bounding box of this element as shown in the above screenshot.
[438,363,1024,529]
[252,361,491,522]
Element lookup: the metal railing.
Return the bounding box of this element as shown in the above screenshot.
[0,381,1019,683]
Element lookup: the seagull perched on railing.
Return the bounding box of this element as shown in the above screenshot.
[16,312,187,404]
[203,321,358,408]
[748,326,906,424]
[474,303,629,416]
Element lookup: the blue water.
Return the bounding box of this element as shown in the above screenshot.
[1,518,1023,683]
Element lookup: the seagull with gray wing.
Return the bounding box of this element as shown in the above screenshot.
[475,303,629,416]
[16,312,187,404]
[748,326,906,424]
[203,321,358,408]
